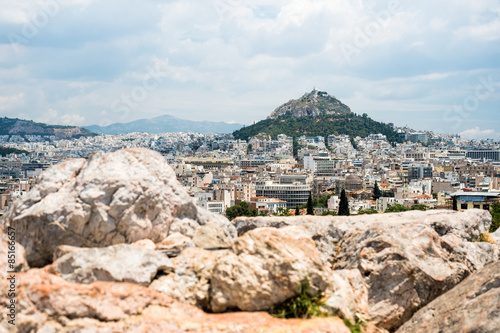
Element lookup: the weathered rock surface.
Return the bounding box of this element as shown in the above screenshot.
[132,238,156,250]
[151,226,332,313]
[210,226,330,312]
[234,210,497,331]
[234,210,492,265]
[0,269,351,333]
[492,227,500,244]
[155,232,194,252]
[150,247,228,310]
[322,269,370,321]
[0,148,236,267]
[0,229,28,279]
[192,223,232,248]
[46,244,173,286]
[396,261,500,333]
[335,223,473,330]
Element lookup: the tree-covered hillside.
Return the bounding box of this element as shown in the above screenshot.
[233,113,403,143]
[0,147,30,156]
[0,117,95,138]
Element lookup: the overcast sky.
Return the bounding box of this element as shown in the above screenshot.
[1,0,499,139]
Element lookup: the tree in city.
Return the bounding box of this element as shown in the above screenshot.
[452,195,458,211]
[306,193,314,215]
[411,204,431,211]
[490,203,500,233]
[358,208,378,215]
[372,181,382,200]
[295,205,301,216]
[385,204,410,213]
[225,201,257,221]
[276,207,292,216]
[338,189,350,216]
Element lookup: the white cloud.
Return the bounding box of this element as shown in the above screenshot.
[0,0,498,135]
[455,19,500,41]
[60,113,85,125]
[0,93,25,111]
[460,127,499,139]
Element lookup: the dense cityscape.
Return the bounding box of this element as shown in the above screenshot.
[1,127,499,218]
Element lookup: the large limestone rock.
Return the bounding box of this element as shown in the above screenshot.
[151,226,331,313]
[0,269,351,333]
[149,247,229,311]
[0,229,28,279]
[234,210,492,266]
[322,269,370,322]
[46,244,173,286]
[334,223,473,330]
[210,226,330,312]
[0,148,236,267]
[233,210,497,330]
[396,261,500,333]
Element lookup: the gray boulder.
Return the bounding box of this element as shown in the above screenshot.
[233,209,492,267]
[151,226,332,313]
[0,229,28,278]
[1,148,236,267]
[396,261,500,333]
[46,244,173,286]
[234,210,496,331]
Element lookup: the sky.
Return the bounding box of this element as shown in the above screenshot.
[0,0,499,139]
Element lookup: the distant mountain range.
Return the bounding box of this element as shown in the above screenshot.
[233,89,403,143]
[84,115,244,135]
[0,117,95,139]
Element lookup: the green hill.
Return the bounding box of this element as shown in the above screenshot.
[0,117,95,139]
[234,113,402,142]
[0,147,30,156]
[233,90,402,143]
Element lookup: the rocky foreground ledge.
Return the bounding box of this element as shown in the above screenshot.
[1,149,499,333]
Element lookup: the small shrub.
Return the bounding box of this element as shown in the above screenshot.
[471,232,496,244]
[479,232,496,244]
[343,319,363,333]
[271,278,327,319]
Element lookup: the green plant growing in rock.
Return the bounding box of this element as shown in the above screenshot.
[343,319,363,333]
[271,278,327,319]
[472,232,496,244]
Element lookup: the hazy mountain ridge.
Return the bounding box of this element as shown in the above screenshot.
[0,117,95,139]
[85,115,244,135]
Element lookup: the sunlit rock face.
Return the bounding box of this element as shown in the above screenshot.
[1,148,235,267]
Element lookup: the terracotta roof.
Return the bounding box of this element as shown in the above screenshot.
[414,194,432,199]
